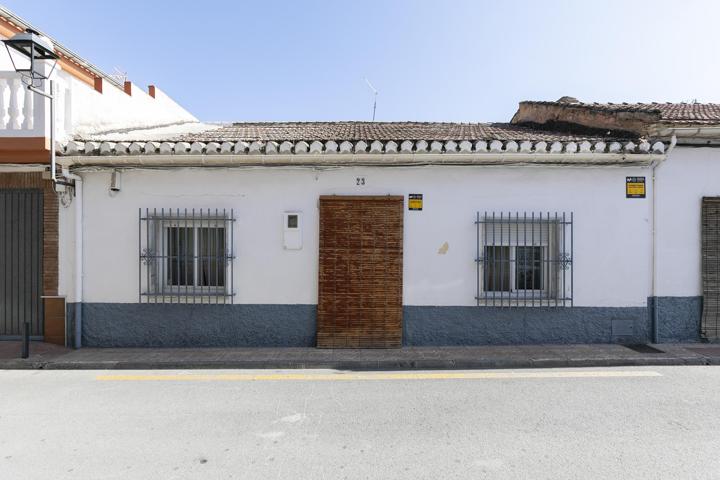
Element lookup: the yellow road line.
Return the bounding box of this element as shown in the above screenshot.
[96,370,662,382]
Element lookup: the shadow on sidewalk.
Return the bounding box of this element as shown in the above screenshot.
[0,341,70,361]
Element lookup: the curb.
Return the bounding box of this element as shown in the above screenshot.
[0,356,712,371]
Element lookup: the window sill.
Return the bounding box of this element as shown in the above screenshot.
[141,292,235,304]
[475,296,572,308]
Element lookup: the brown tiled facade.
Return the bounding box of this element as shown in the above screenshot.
[0,172,58,296]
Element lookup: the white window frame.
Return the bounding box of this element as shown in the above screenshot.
[150,217,230,297]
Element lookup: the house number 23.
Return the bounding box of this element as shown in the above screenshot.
[356,177,366,186]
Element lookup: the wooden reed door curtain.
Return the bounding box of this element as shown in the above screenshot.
[702,197,720,339]
[317,196,404,348]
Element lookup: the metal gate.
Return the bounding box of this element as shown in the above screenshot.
[0,189,43,337]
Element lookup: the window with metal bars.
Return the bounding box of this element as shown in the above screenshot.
[475,212,573,307]
[139,208,235,304]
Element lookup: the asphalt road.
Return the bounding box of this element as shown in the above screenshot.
[1,366,719,479]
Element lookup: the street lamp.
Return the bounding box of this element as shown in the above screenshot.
[4,28,60,184]
[4,29,59,359]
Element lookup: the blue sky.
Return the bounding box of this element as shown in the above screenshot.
[5,0,720,122]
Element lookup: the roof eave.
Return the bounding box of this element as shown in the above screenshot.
[58,152,665,168]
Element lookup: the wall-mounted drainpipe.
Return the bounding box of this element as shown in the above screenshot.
[62,168,83,349]
[651,135,677,344]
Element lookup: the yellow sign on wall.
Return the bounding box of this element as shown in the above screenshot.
[408,194,423,211]
[626,177,646,198]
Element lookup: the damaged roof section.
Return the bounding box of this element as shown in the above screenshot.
[512,98,720,140]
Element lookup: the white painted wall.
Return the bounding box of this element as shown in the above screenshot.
[0,34,198,140]
[58,165,654,307]
[67,78,197,137]
[655,146,720,297]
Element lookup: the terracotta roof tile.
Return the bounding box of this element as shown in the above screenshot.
[178,121,625,143]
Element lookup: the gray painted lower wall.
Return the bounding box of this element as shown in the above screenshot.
[651,296,702,343]
[403,306,650,346]
[68,297,701,348]
[68,303,317,348]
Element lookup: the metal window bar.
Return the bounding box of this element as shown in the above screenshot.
[475,211,573,307]
[139,208,235,304]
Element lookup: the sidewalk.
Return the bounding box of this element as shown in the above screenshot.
[2,341,720,370]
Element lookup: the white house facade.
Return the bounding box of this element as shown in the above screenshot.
[52,123,676,348]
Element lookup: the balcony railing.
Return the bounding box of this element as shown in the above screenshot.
[0,71,66,139]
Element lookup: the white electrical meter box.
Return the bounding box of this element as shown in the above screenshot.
[283,212,302,250]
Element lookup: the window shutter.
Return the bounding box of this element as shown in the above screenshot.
[702,197,720,339]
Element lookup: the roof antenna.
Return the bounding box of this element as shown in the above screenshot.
[110,66,127,84]
[364,78,378,121]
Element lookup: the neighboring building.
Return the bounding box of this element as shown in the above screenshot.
[1,9,718,349]
[0,7,203,344]
[513,99,720,343]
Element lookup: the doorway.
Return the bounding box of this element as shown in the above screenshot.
[317,196,404,348]
[0,189,43,338]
